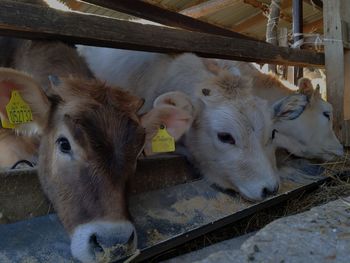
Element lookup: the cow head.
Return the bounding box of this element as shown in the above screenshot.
[0,68,192,262]
[213,60,344,161]
[272,78,343,160]
[184,60,279,201]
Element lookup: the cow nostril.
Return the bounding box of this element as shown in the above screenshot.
[89,234,104,253]
[261,185,279,198]
[89,231,136,257]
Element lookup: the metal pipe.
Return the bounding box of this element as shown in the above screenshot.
[293,0,304,84]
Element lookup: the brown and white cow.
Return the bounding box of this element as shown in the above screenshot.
[0,35,194,262]
[78,47,281,201]
[215,60,344,161]
[0,67,193,263]
[0,35,94,168]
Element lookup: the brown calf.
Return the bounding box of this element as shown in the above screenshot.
[0,37,93,168]
[0,67,194,262]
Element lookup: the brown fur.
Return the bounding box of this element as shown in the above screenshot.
[252,73,292,95]
[38,77,145,232]
[0,67,145,234]
[0,37,93,167]
[0,130,38,167]
[0,37,145,235]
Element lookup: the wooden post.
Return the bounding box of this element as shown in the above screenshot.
[324,0,350,145]
[293,0,304,84]
[266,0,281,73]
[279,27,289,79]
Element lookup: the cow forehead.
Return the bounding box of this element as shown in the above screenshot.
[317,98,332,112]
[69,104,141,143]
[54,78,142,117]
[208,97,271,139]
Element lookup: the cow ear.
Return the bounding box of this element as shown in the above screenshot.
[272,94,308,121]
[202,59,221,75]
[298,78,314,97]
[0,68,50,135]
[141,91,194,155]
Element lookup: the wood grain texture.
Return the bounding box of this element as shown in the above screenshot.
[82,0,256,40]
[323,0,350,145]
[180,0,234,18]
[0,1,324,67]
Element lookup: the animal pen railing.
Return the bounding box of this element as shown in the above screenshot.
[0,0,349,261]
[0,0,348,144]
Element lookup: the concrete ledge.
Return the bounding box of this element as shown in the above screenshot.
[194,196,350,263]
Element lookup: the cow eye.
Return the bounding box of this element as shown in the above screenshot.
[217,132,236,145]
[271,129,278,140]
[57,137,71,153]
[323,111,331,120]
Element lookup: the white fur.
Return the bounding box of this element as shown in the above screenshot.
[78,47,279,201]
[218,60,343,160]
[71,220,137,263]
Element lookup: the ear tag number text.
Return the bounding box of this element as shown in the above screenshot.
[6,90,33,125]
[151,124,175,153]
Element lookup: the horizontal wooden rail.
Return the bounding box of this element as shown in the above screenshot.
[79,0,258,41]
[0,1,324,67]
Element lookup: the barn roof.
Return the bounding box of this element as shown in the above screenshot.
[59,0,323,43]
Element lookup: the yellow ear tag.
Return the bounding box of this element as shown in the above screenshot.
[5,90,33,125]
[1,116,15,129]
[151,124,175,153]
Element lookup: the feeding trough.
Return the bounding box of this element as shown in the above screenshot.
[0,0,349,262]
[1,153,337,262]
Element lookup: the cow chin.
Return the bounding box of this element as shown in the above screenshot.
[70,220,137,263]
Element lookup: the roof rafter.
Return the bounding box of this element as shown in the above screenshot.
[180,0,235,18]
[243,0,292,23]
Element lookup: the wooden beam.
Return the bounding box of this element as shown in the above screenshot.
[80,0,256,41]
[244,0,293,23]
[303,18,323,33]
[266,0,282,73]
[232,12,265,32]
[234,0,292,33]
[0,1,324,67]
[324,0,350,145]
[179,0,234,18]
[303,0,323,10]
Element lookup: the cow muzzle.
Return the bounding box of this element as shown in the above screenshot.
[71,220,137,263]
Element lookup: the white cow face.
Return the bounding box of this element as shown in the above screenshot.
[185,71,279,201]
[272,79,343,161]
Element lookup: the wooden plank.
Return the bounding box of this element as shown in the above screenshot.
[303,0,323,10]
[324,0,350,145]
[0,1,324,67]
[279,27,290,79]
[303,18,323,33]
[0,155,197,223]
[233,1,293,33]
[80,0,256,40]
[180,0,234,18]
[232,12,265,32]
[266,0,282,73]
[243,0,292,23]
